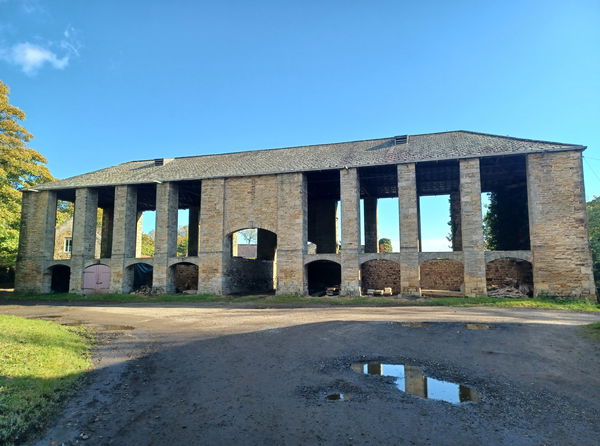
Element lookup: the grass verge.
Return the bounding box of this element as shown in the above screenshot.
[0,315,92,445]
[2,292,600,312]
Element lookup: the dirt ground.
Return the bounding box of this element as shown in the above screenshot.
[1,303,600,446]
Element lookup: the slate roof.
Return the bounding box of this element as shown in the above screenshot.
[33,130,585,191]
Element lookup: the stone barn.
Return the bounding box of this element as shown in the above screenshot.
[15,131,596,300]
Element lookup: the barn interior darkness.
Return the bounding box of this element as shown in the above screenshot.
[358,165,399,253]
[307,170,340,254]
[176,180,201,257]
[479,155,530,250]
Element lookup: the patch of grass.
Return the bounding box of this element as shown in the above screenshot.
[0,315,92,445]
[2,292,600,312]
[581,321,600,340]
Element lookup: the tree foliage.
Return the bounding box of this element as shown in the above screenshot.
[482,189,530,251]
[378,238,392,253]
[141,233,155,257]
[0,81,54,267]
[587,197,600,288]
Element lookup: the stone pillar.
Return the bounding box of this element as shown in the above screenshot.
[460,159,486,297]
[527,151,596,300]
[135,212,143,258]
[276,173,306,294]
[450,191,462,251]
[70,188,99,293]
[100,207,114,258]
[340,168,361,295]
[404,365,427,398]
[110,185,137,293]
[198,178,225,294]
[307,199,338,253]
[188,206,199,257]
[364,197,378,253]
[15,190,57,293]
[154,182,178,293]
[398,163,420,295]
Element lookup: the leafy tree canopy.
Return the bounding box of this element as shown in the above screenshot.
[378,238,392,253]
[0,81,54,267]
[587,196,600,288]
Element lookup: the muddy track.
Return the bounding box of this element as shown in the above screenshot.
[2,304,599,446]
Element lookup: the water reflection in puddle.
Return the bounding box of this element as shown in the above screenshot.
[352,362,480,404]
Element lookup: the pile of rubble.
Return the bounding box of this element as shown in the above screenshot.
[487,279,531,298]
[130,285,164,296]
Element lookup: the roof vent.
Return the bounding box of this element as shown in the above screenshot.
[394,135,408,145]
[154,158,174,167]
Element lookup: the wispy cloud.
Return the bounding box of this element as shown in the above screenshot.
[0,26,81,75]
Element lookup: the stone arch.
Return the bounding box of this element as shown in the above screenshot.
[125,262,153,293]
[486,258,533,296]
[223,227,278,294]
[48,264,70,293]
[171,261,199,293]
[306,260,341,296]
[420,259,464,293]
[360,259,402,295]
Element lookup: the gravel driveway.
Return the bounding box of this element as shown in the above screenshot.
[2,303,599,446]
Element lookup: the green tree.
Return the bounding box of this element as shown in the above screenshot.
[177,234,188,256]
[587,196,600,289]
[141,233,155,257]
[0,81,53,268]
[378,238,392,253]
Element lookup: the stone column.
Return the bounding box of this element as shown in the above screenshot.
[110,185,137,293]
[364,197,378,253]
[70,188,99,293]
[527,151,596,300]
[15,190,57,293]
[307,199,338,253]
[188,206,200,257]
[276,173,306,294]
[460,159,487,297]
[340,168,361,295]
[450,191,462,251]
[198,178,225,294]
[100,207,114,258]
[154,182,178,293]
[135,212,143,258]
[405,365,427,398]
[398,163,420,295]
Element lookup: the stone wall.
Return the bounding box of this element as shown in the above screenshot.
[420,259,464,291]
[527,151,596,299]
[360,259,402,294]
[223,258,275,294]
[486,258,532,288]
[173,263,198,291]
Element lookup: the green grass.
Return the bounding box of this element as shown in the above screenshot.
[581,320,600,340]
[3,292,600,312]
[0,315,92,446]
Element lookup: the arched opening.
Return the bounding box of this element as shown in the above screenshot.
[49,265,70,293]
[486,258,533,297]
[306,260,341,296]
[224,228,277,294]
[172,262,199,293]
[360,259,401,295]
[82,264,111,295]
[127,263,153,293]
[420,259,464,296]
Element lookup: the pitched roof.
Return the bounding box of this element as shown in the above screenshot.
[33,130,584,191]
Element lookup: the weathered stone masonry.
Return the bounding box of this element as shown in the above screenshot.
[15,131,597,300]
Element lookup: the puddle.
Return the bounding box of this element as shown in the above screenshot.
[400,322,429,328]
[352,362,480,404]
[325,393,350,401]
[465,323,495,330]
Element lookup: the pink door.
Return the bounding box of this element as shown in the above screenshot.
[83,264,111,295]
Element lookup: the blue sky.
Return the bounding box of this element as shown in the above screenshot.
[1,0,599,250]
